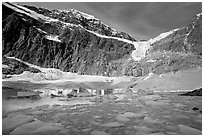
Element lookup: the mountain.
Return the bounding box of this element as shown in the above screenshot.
[22,4,136,41]
[2,2,202,78]
[2,2,136,76]
[147,13,202,55]
[124,13,202,77]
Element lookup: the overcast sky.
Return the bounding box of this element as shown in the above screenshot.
[16,2,202,40]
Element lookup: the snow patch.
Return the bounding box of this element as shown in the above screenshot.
[159,74,163,77]
[45,35,61,42]
[146,59,156,63]
[196,13,202,18]
[2,64,9,68]
[45,18,60,23]
[70,9,95,20]
[35,27,47,34]
[21,18,28,22]
[149,28,179,44]
[143,72,155,80]
[131,41,150,61]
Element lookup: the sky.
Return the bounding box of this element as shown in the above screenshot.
[16,2,202,40]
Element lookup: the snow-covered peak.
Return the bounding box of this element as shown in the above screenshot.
[66,8,96,20]
[63,8,119,34]
[195,13,202,20]
[196,13,202,17]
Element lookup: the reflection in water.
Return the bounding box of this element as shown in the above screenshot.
[3,95,93,111]
[2,81,96,112]
[2,80,123,112]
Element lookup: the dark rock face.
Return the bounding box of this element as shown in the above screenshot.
[124,52,202,78]
[2,3,135,76]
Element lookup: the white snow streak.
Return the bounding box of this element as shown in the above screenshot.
[146,59,156,63]
[45,35,61,42]
[2,64,9,68]
[143,72,155,80]
[35,27,47,34]
[148,28,179,44]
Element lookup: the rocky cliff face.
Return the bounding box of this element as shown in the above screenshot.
[2,2,135,76]
[22,5,136,41]
[147,13,202,56]
[123,13,202,77]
